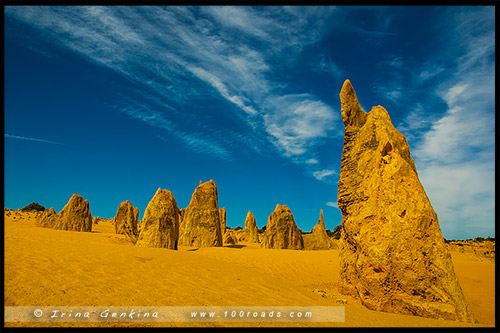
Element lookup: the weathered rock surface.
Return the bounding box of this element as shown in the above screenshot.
[178,208,185,239]
[261,204,304,250]
[219,207,227,235]
[133,207,140,230]
[244,210,260,243]
[178,180,223,247]
[337,79,476,323]
[37,207,57,228]
[303,210,333,250]
[136,188,179,250]
[56,193,93,232]
[36,193,92,232]
[223,229,238,245]
[114,200,139,235]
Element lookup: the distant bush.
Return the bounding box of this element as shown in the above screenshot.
[331,225,342,240]
[21,202,46,212]
[234,226,243,231]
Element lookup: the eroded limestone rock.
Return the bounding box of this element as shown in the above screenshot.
[178,180,223,247]
[244,210,260,243]
[261,204,304,250]
[304,210,333,250]
[114,200,139,235]
[136,188,179,249]
[337,79,476,323]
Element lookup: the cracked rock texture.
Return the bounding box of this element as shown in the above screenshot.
[261,204,304,250]
[337,79,476,323]
[136,188,179,250]
[178,180,223,247]
[114,200,139,235]
[37,193,92,232]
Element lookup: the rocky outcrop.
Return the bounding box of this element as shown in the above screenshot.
[223,230,238,245]
[337,79,476,323]
[219,207,227,235]
[36,193,92,232]
[56,193,93,232]
[37,207,57,228]
[244,210,260,243]
[114,200,139,235]
[178,180,223,247]
[261,204,304,250]
[136,188,180,249]
[303,210,333,250]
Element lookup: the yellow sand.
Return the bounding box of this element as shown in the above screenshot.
[4,211,495,327]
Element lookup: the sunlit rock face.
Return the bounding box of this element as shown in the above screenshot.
[136,188,180,250]
[178,180,223,248]
[338,79,476,323]
[114,200,139,235]
[303,210,334,250]
[261,204,304,250]
[37,193,92,232]
[244,210,260,243]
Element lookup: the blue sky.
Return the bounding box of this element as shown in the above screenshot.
[4,6,495,240]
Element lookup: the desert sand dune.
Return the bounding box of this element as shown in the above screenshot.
[4,211,494,327]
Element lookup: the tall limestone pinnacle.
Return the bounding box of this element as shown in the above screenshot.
[244,210,260,243]
[178,180,223,247]
[261,204,304,250]
[340,79,367,128]
[304,209,335,250]
[136,188,179,250]
[337,79,476,323]
[114,200,139,235]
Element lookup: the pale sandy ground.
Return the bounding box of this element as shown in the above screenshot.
[4,211,495,328]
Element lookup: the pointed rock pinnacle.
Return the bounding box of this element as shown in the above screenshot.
[340,79,367,128]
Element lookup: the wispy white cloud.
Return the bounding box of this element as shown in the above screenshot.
[313,54,343,78]
[325,201,337,208]
[5,6,340,170]
[410,7,495,239]
[5,133,67,146]
[186,66,258,116]
[313,169,337,181]
[263,95,338,157]
[305,158,319,165]
[417,60,446,83]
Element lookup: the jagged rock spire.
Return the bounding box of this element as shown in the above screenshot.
[340,79,367,128]
[338,79,476,323]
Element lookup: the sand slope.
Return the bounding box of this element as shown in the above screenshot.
[4,211,495,327]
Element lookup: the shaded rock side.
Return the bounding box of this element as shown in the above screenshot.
[133,207,140,231]
[136,188,179,250]
[41,193,92,232]
[304,210,333,250]
[223,229,238,245]
[219,207,227,235]
[36,207,57,228]
[337,79,476,323]
[114,200,139,235]
[244,210,260,243]
[178,180,223,247]
[178,208,186,240]
[261,204,304,250]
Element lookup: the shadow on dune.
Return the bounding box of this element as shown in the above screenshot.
[224,244,246,249]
